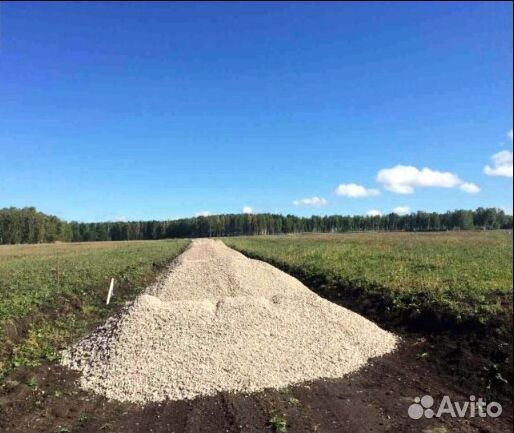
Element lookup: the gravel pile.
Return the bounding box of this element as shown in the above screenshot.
[62,239,398,403]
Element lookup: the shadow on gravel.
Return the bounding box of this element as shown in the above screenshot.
[0,341,512,433]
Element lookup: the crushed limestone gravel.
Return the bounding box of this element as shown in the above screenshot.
[61,239,398,403]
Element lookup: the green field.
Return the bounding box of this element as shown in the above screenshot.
[224,231,513,331]
[1,232,512,388]
[0,239,189,376]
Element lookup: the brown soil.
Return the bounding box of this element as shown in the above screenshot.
[0,339,512,433]
[0,244,512,433]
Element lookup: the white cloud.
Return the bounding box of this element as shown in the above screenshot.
[386,184,415,194]
[242,206,253,214]
[194,210,211,217]
[508,129,513,141]
[334,183,380,198]
[459,182,481,193]
[376,165,479,194]
[392,206,410,215]
[366,209,382,217]
[115,216,128,222]
[484,150,513,178]
[293,196,327,207]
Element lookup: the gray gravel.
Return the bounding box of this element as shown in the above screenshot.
[61,239,398,403]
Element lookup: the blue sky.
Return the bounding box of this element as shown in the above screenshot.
[1,2,512,221]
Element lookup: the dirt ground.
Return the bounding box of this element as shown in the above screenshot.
[0,336,511,433]
[0,242,512,433]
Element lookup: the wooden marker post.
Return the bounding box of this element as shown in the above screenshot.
[106,278,114,305]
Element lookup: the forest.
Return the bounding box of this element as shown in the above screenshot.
[0,206,512,245]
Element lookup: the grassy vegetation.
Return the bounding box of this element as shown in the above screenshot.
[2,232,511,397]
[269,414,288,433]
[0,239,189,377]
[224,231,513,332]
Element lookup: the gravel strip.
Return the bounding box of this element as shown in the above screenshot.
[62,239,398,403]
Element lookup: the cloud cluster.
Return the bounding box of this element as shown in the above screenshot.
[366,209,382,217]
[376,165,479,194]
[459,182,481,193]
[334,183,380,198]
[483,129,513,178]
[484,150,513,178]
[392,206,410,215]
[191,130,510,217]
[293,197,327,207]
[291,130,514,211]
[279,131,514,212]
[367,207,412,217]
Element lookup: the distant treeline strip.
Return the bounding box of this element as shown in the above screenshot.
[0,206,512,244]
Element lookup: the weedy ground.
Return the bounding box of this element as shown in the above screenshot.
[0,239,189,377]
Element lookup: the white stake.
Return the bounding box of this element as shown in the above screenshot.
[106,278,114,305]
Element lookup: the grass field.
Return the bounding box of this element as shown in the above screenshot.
[224,231,513,332]
[1,232,512,394]
[0,239,189,377]
[0,233,512,431]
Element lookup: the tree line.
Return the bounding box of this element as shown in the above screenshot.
[0,206,511,245]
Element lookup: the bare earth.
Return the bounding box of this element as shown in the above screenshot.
[61,239,398,403]
[1,239,512,432]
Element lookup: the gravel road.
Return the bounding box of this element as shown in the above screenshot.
[62,239,398,403]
